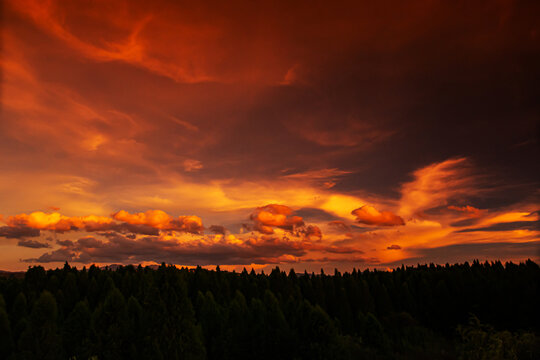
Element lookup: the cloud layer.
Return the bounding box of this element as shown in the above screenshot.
[1,0,539,270]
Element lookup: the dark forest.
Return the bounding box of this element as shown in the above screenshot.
[1,260,539,359]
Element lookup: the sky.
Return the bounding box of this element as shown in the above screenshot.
[0,0,539,272]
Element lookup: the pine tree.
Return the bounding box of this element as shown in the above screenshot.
[19,290,63,359]
[197,291,226,359]
[92,287,128,358]
[364,312,388,350]
[0,295,14,359]
[63,300,92,359]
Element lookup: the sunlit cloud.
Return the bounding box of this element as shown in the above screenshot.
[1,0,537,271]
[6,212,113,232]
[248,204,304,234]
[447,205,486,218]
[352,205,405,226]
[112,209,204,234]
[7,0,299,84]
[399,157,477,218]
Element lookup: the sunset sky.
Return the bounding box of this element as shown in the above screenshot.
[1,0,538,272]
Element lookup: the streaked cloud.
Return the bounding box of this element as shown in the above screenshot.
[448,205,486,218]
[1,0,538,270]
[17,239,51,249]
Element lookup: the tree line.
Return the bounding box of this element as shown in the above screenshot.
[0,260,539,359]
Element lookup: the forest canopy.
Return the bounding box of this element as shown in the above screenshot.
[0,260,539,359]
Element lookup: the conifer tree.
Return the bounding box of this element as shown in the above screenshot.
[0,295,13,359]
[19,290,63,359]
[63,299,92,359]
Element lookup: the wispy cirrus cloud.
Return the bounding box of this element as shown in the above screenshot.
[1,0,539,271]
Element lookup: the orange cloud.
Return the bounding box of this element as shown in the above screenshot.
[183,159,203,172]
[249,204,304,234]
[323,182,336,189]
[352,205,405,226]
[7,0,296,84]
[448,205,486,218]
[112,210,203,234]
[112,210,171,228]
[399,158,477,217]
[299,225,323,241]
[2,210,203,235]
[6,212,113,232]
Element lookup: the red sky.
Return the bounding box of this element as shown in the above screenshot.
[1,0,538,271]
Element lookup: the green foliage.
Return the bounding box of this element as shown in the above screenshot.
[457,316,540,360]
[0,260,538,359]
[0,305,14,358]
[18,290,63,359]
[63,300,92,359]
[92,286,129,358]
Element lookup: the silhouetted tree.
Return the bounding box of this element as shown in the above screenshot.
[18,290,62,359]
[0,261,538,359]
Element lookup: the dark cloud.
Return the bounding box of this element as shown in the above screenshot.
[382,241,540,267]
[387,245,402,250]
[450,218,482,227]
[301,255,373,264]
[322,245,364,255]
[22,248,77,263]
[297,225,322,241]
[23,234,315,265]
[2,0,538,203]
[0,226,40,239]
[3,0,540,270]
[17,239,51,249]
[296,208,343,222]
[209,225,227,235]
[77,236,105,248]
[56,239,74,247]
[328,220,351,232]
[21,229,367,266]
[111,223,160,236]
[456,220,539,233]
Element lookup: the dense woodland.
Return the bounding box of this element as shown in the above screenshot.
[0,260,539,359]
